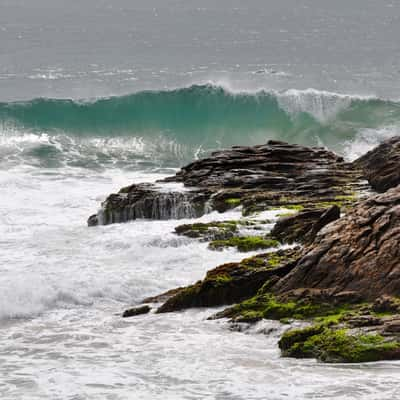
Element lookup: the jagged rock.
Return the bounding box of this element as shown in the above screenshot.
[164,140,364,213]
[272,185,400,301]
[89,140,365,225]
[156,248,301,313]
[122,305,151,318]
[271,205,340,244]
[279,322,400,363]
[372,295,400,314]
[88,183,210,226]
[141,287,185,304]
[174,221,238,241]
[354,136,400,192]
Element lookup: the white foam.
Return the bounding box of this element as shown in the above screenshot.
[343,125,400,161]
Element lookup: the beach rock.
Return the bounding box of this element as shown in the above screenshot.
[272,185,400,301]
[156,248,301,313]
[89,140,365,225]
[122,305,151,318]
[372,295,400,314]
[88,183,210,226]
[354,136,400,192]
[174,221,238,241]
[271,205,340,244]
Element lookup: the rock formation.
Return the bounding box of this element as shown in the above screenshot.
[273,186,400,301]
[89,140,365,225]
[355,136,400,192]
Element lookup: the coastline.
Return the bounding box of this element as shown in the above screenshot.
[90,138,400,364]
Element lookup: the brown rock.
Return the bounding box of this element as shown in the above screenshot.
[122,305,151,318]
[271,205,340,245]
[273,186,400,301]
[354,136,400,192]
[156,248,301,313]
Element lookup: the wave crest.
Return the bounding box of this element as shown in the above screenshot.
[0,84,399,167]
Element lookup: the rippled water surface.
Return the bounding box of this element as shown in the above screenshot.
[0,166,399,400]
[1,0,400,398]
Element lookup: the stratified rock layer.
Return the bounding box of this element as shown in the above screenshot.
[271,205,340,245]
[156,248,301,313]
[89,140,365,225]
[88,183,210,226]
[354,136,400,192]
[273,186,400,300]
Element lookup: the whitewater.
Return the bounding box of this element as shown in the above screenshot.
[2,0,400,398]
[0,85,399,399]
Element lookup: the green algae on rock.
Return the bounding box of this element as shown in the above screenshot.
[174,221,238,241]
[279,326,400,363]
[156,248,301,313]
[208,235,280,252]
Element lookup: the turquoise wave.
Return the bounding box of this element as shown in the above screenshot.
[1,84,399,168]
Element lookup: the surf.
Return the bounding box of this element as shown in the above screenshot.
[0,84,399,168]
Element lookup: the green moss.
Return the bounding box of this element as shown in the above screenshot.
[225,198,241,206]
[209,236,280,252]
[267,253,291,268]
[315,201,344,209]
[277,212,296,218]
[281,327,400,363]
[227,293,354,322]
[241,256,268,269]
[285,205,305,211]
[212,274,233,286]
[334,193,357,202]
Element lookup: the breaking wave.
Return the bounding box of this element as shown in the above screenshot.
[1,84,399,168]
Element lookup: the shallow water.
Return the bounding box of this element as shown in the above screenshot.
[0,166,399,400]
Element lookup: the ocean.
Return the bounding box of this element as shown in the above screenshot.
[1,0,400,399]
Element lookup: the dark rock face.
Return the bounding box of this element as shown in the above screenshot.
[156,248,301,313]
[122,305,151,318]
[273,186,400,301]
[354,136,400,192]
[271,205,340,245]
[88,183,210,226]
[89,140,364,225]
[164,140,363,213]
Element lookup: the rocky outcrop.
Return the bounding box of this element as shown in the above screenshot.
[271,205,340,245]
[272,186,400,301]
[88,183,210,226]
[354,136,400,192]
[164,140,364,214]
[156,248,301,313]
[89,140,365,225]
[122,305,151,318]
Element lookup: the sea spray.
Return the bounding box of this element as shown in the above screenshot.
[0,85,399,168]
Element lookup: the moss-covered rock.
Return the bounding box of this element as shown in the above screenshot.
[174,221,238,241]
[156,248,301,313]
[213,293,349,323]
[280,326,400,363]
[271,205,340,245]
[208,235,280,252]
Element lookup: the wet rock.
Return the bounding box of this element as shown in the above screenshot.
[174,221,238,241]
[354,136,400,192]
[141,287,185,304]
[271,205,340,245]
[156,248,301,313]
[346,315,383,328]
[279,324,400,363]
[372,295,400,314]
[383,318,400,333]
[208,235,280,252]
[122,305,151,318]
[272,185,400,301]
[88,183,210,226]
[89,140,365,225]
